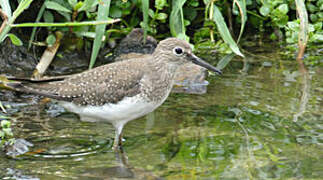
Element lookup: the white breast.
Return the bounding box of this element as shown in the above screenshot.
[59,94,158,128]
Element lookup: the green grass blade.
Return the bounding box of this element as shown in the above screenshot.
[28,0,48,50]
[0,0,12,18]
[0,0,33,42]
[169,0,188,40]
[78,0,99,12]
[212,4,244,57]
[12,0,33,21]
[7,33,23,46]
[11,19,119,27]
[216,53,235,70]
[89,0,111,69]
[141,0,149,43]
[44,1,72,13]
[233,0,247,43]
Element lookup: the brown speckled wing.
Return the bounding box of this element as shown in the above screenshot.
[18,60,145,106]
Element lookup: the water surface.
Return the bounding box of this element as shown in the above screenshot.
[0,46,322,179]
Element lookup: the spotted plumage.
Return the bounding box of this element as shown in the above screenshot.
[4,38,222,150]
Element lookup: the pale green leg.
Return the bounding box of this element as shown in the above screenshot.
[113,124,124,151]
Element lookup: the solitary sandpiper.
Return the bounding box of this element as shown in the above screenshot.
[1,38,221,150]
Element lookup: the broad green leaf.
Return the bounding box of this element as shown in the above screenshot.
[7,33,23,46]
[246,0,252,5]
[72,25,89,33]
[287,21,299,30]
[12,0,33,20]
[0,0,12,18]
[141,0,149,42]
[313,22,322,30]
[212,5,244,57]
[156,12,167,20]
[176,33,189,42]
[56,11,72,21]
[183,7,197,21]
[43,10,54,22]
[306,3,317,13]
[76,32,97,38]
[155,0,167,10]
[51,0,71,9]
[170,0,188,41]
[68,0,77,8]
[78,0,98,12]
[203,0,211,5]
[275,14,289,27]
[312,34,323,42]
[1,120,11,128]
[260,5,270,16]
[74,2,83,11]
[89,0,110,69]
[188,1,199,7]
[0,0,34,42]
[278,4,289,14]
[46,34,56,46]
[0,131,4,138]
[3,128,13,136]
[216,53,235,70]
[110,6,122,18]
[233,0,247,42]
[45,1,72,13]
[148,9,155,18]
[184,19,190,26]
[310,14,318,22]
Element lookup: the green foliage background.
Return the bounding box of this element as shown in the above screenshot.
[1,0,322,59]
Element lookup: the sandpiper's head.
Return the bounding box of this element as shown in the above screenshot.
[154,38,222,75]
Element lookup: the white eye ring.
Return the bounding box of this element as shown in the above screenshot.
[173,47,184,56]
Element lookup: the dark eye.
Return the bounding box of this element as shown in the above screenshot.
[173,47,183,56]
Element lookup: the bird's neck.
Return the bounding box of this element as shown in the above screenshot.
[151,54,179,75]
[142,54,181,100]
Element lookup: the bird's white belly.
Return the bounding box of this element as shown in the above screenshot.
[59,95,158,127]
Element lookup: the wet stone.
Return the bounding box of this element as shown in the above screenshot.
[112,28,157,59]
[5,138,33,158]
[0,40,38,77]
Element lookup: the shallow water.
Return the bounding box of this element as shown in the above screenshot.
[0,46,322,179]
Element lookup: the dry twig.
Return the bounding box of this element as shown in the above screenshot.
[0,9,8,35]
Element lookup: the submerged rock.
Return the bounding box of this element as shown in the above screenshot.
[5,168,40,180]
[45,51,89,76]
[0,40,38,77]
[113,28,158,59]
[172,64,209,94]
[5,138,33,158]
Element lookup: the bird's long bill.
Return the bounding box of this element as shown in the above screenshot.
[190,54,222,75]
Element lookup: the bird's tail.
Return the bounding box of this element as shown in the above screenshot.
[0,74,67,98]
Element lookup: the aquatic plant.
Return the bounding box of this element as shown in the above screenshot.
[0,119,15,149]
